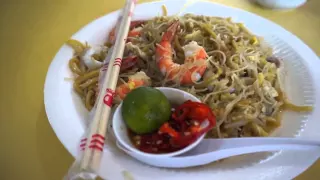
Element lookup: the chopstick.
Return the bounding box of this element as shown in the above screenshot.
[78,0,138,175]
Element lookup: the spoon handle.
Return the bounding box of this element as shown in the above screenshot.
[187,137,320,154]
[166,143,320,168]
[120,138,320,168]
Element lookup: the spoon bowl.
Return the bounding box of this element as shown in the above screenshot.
[112,87,205,158]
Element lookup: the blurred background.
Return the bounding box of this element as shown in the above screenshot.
[0,0,319,179]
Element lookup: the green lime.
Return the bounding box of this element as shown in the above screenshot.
[122,87,171,134]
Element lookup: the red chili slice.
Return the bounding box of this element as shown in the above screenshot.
[120,56,138,72]
[159,123,179,138]
[159,100,216,148]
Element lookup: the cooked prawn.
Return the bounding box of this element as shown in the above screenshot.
[115,71,151,100]
[155,21,208,84]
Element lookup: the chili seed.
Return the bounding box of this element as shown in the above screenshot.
[193,121,200,126]
[136,140,141,146]
[184,132,191,136]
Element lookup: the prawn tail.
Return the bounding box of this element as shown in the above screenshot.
[162,20,180,42]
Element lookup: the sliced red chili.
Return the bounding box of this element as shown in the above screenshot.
[130,101,216,154]
[172,107,190,122]
[120,56,138,72]
[160,100,216,148]
[159,123,179,138]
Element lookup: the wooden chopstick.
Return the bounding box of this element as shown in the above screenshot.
[79,0,138,174]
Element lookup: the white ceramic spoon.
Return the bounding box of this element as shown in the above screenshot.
[113,87,320,168]
[117,137,320,168]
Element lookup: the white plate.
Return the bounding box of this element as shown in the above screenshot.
[44,0,320,179]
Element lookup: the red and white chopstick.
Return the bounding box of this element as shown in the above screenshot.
[65,0,138,179]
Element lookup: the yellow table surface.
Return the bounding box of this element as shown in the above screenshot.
[0,0,319,179]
